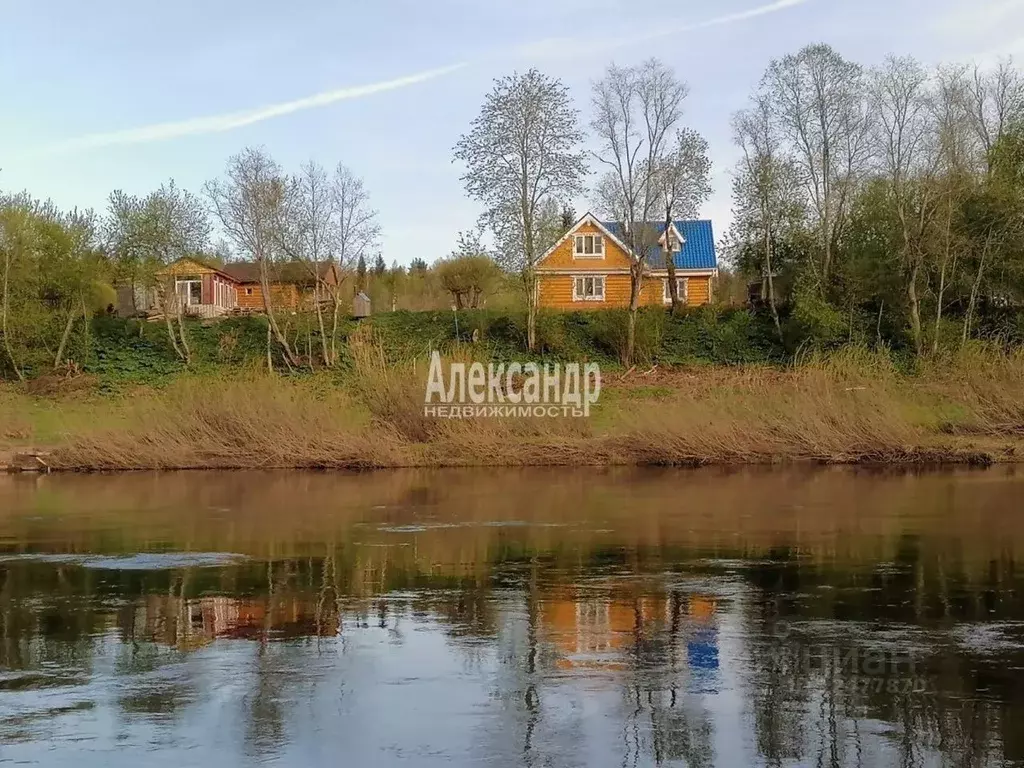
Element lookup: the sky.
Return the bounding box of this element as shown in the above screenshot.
[2,0,1022,265]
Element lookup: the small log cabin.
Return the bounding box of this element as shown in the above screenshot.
[535,213,718,309]
[146,257,342,317]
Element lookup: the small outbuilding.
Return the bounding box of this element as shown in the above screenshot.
[353,292,371,319]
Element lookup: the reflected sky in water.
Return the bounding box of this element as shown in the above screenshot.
[1,467,1023,766]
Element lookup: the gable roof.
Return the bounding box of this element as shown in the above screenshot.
[602,220,718,271]
[221,261,337,285]
[535,212,634,267]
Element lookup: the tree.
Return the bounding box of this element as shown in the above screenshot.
[730,96,805,338]
[868,55,941,354]
[205,148,300,368]
[437,229,501,309]
[275,160,336,366]
[560,204,577,232]
[373,253,386,276]
[763,44,870,287]
[591,58,689,364]
[356,255,367,291]
[105,181,210,364]
[409,258,428,274]
[454,69,587,351]
[963,61,1024,172]
[656,127,712,314]
[329,164,380,359]
[380,260,405,311]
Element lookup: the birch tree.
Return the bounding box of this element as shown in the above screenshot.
[276,161,335,365]
[205,148,300,368]
[655,127,712,314]
[330,164,379,361]
[763,44,869,287]
[963,60,1024,172]
[591,58,689,364]
[730,96,805,339]
[454,69,587,351]
[868,55,940,355]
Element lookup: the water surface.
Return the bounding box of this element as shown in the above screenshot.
[1,467,1023,767]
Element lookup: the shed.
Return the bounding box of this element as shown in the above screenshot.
[353,292,371,319]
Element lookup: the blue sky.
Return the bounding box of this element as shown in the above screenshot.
[2,0,1021,265]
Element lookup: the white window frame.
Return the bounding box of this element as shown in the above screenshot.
[572,275,605,302]
[663,277,689,304]
[175,278,203,306]
[573,234,604,259]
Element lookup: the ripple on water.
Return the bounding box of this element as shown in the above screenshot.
[0,552,249,570]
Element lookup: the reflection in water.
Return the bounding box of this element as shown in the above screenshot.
[1,467,1023,766]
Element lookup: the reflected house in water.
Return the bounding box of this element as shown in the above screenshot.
[540,586,720,684]
[136,594,340,650]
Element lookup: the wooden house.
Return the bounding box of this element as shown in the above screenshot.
[146,258,343,317]
[535,213,718,310]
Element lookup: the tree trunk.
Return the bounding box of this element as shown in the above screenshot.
[314,281,330,366]
[962,236,991,347]
[625,261,643,366]
[932,253,957,356]
[664,205,681,315]
[266,318,274,373]
[907,258,923,356]
[175,301,192,366]
[764,227,782,341]
[0,247,24,382]
[330,295,341,365]
[258,260,300,366]
[160,284,186,363]
[524,269,538,352]
[54,307,76,368]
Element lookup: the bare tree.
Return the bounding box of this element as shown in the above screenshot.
[868,55,941,355]
[205,148,300,369]
[763,43,870,286]
[931,65,975,353]
[276,161,341,366]
[963,60,1024,172]
[655,127,712,314]
[591,58,689,364]
[730,96,805,339]
[455,69,587,351]
[330,164,379,361]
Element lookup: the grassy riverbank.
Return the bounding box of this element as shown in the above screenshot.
[3,344,1023,470]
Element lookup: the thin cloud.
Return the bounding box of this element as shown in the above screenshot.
[46,62,467,153]
[513,0,812,60]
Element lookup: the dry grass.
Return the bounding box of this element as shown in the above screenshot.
[4,343,1023,471]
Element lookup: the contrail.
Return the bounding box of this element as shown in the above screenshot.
[46,62,467,153]
[44,0,807,153]
[514,0,812,60]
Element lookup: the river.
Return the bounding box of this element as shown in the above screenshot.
[1,467,1022,766]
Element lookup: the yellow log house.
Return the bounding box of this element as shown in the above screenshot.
[535,213,718,310]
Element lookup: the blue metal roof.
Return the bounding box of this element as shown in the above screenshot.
[602,220,717,270]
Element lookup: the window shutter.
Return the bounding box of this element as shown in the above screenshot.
[595,236,603,254]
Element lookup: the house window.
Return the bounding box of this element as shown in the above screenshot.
[573,275,605,302]
[663,277,689,303]
[573,234,604,257]
[246,287,253,296]
[175,278,202,306]
[661,228,683,252]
